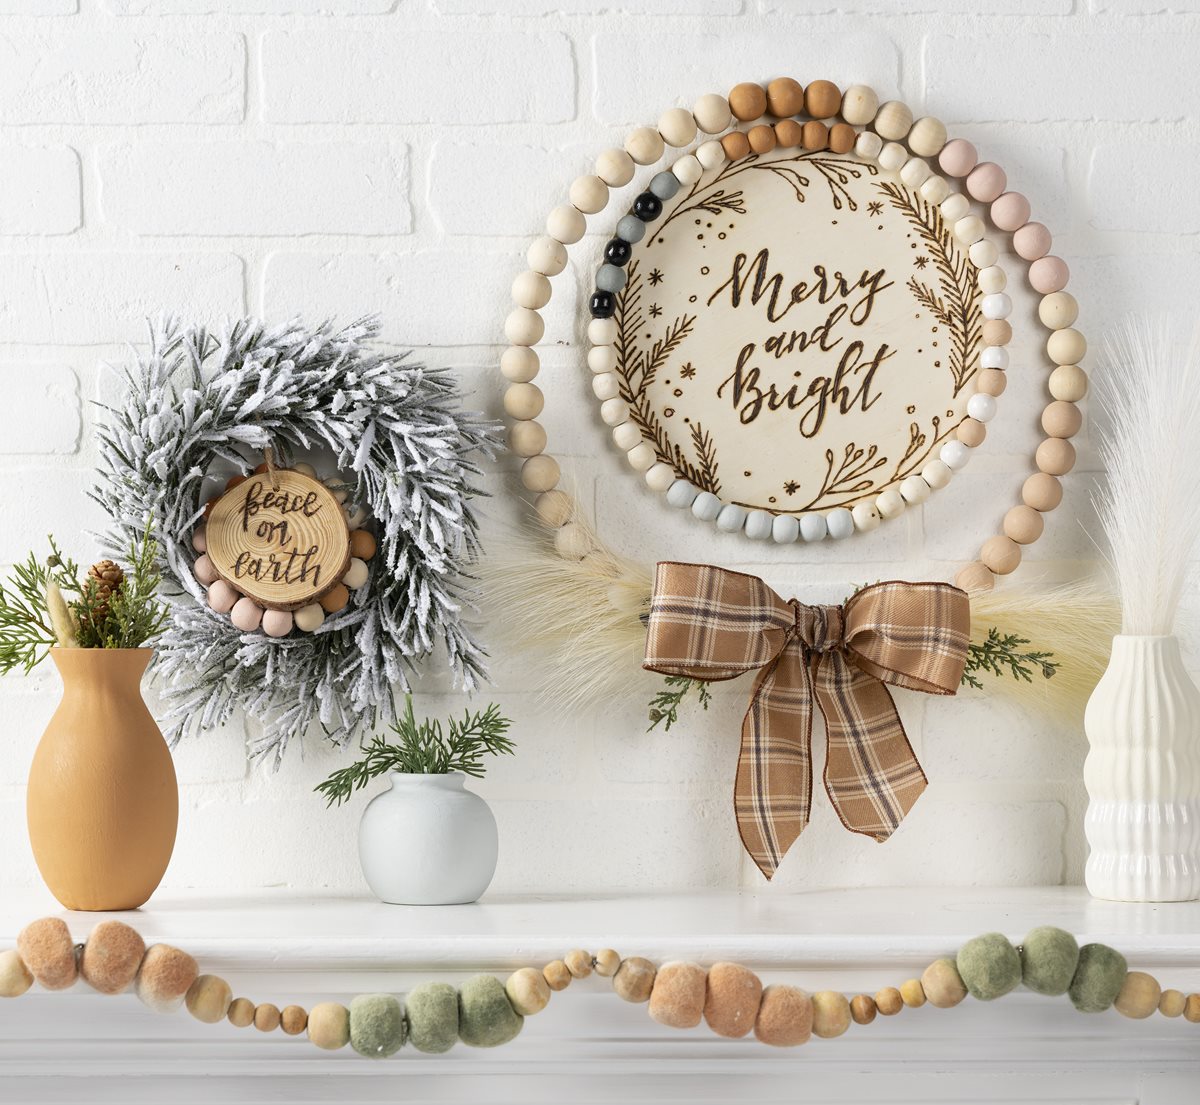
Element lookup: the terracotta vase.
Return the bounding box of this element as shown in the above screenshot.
[27,648,177,911]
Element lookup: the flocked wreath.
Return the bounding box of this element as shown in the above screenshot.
[92,316,497,761]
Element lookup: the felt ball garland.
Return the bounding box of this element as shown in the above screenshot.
[1,917,1191,1058]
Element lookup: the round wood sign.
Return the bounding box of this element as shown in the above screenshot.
[205,469,351,611]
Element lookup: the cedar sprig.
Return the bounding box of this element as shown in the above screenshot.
[316,696,514,807]
[647,675,712,732]
[962,626,1059,690]
[0,539,81,674]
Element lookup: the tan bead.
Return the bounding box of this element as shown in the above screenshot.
[908,116,947,157]
[535,488,573,528]
[565,949,593,979]
[281,1005,308,1035]
[811,990,852,1038]
[1047,327,1087,365]
[520,453,560,493]
[80,920,146,995]
[728,82,767,121]
[503,382,543,421]
[978,368,1007,396]
[1049,364,1089,402]
[850,994,877,1024]
[721,131,751,161]
[594,949,621,978]
[829,122,856,153]
[955,560,995,594]
[649,961,707,1029]
[1115,971,1162,1020]
[981,534,1022,575]
[543,960,572,991]
[319,583,349,614]
[185,974,233,1024]
[613,957,657,1003]
[957,418,987,447]
[774,119,803,148]
[1042,400,1082,439]
[841,84,879,126]
[1159,989,1187,1018]
[1023,472,1063,512]
[804,79,841,119]
[506,967,551,1015]
[982,319,1012,346]
[703,962,763,1039]
[17,918,77,992]
[1036,437,1076,476]
[874,100,913,140]
[900,979,926,1008]
[766,77,804,117]
[227,997,255,1027]
[0,949,33,998]
[921,958,968,1009]
[307,1002,350,1050]
[1185,994,1200,1023]
[507,419,547,458]
[254,1003,281,1032]
[554,521,593,560]
[802,121,829,151]
[875,987,904,1016]
[748,124,776,154]
[1003,504,1045,545]
[500,345,538,383]
[1039,291,1079,330]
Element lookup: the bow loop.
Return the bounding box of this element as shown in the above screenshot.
[792,601,844,655]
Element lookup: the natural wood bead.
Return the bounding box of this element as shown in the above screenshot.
[521,454,560,493]
[981,534,1022,575]
[1036,437,1076,476]
[594,949,621,978]
[227,997,255,1027]
[802,121,829,151]
[693,93,732,134]
[565,949,593,979]
[501,345,539,383]
[1185,994,1200,1023]
[1039,291,1078,330]
[908,116,947,157]
[0,950,32,999]
[957,418,987,447]
[850,995,877,1025]
[535,489,573,528]
[921,958,968,1008]
[511,270,551,310]
[841,84,878,126]
[955,560,995,593]
[1004,505,1045,545]
[594,148,635,188]
[506,967,551,1015]
[543,960,572,991]
[503,381,544,420]
[507,420,547,458]
[804,79,841,119]
[569,174,608,215]
[528,235,567,277]
[721,131,751,160]
[1047,328,1087,366]
[186,975,232,1024]
[811,990,851,1038]
[982,319,1012,346]
[874,987,903,1016]
[625,126,664,165]
[281,1005,308,1035]
[748,124,776,154]
[1023,472,1063,512]
[774,119,803,148]
[978,368,1007,396]
[729,82,767,121]
[1049,364,1088,402]
[874,100,913,140]
[766,77,804,117]
[899,979,926,1008]
[829,122,856,153]
[504,306,544,346]
[307,1002,350,1050]
[254,1003,281,1032]
[1042,400,1083,439]
[1115,971,1162,1020]
[613,957,657,1003]
[554,521,593,560]
[547,203,586,245]
[658,107,697,147]
[1159,989,1187,1018]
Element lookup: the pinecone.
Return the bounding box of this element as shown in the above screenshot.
[87,559,124,621]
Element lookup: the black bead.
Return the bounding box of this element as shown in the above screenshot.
[604,238,633,267]
[589,291,616,319]
[632,192,663,221]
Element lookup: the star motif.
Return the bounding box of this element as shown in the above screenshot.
[783,480,800,495]
[867,201,884,216]
[679,362,696,379]
[648,267,665,286]
[649,303,663,318]
[914,255,930,269]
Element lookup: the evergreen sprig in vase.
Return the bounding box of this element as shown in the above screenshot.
[1084,315,1200,902]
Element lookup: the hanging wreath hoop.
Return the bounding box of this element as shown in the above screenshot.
[92,315,498,761]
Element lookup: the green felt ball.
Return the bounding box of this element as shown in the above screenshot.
[1020,926,1079,996]
[349,993,406,1059]
[458,974,524,1048]
[956,933,1022,1002]
[406,981,459,1054]
[1068,943,1128,1013]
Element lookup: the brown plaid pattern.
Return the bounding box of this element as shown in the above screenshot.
[643,562,970,880]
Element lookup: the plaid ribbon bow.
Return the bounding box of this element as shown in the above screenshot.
[643,562,970,880]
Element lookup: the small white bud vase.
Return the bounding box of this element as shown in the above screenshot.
[358,772,499,905]
[1084,635,1200,902]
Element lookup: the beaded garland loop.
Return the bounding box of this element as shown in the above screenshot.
[1,916,1191,1059]
[501,79,1086,591]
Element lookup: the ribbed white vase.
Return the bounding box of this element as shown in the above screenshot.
[1084,635,1200,902]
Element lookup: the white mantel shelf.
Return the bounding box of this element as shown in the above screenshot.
[3,886,1200,1105]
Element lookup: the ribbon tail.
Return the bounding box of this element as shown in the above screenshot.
[733,637,813,880]
[813,651,927,842]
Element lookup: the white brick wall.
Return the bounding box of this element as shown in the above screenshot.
[0,0,1188,897]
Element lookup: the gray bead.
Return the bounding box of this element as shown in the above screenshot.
[744,510,773,540]
[826,508,854,539]
[691,492,722,521]
[649,171,681,201]
[617,215,646,243]
[715,503,746,532]
[666,479,699,508]
[772,514,800,544]
[595,264,627,293]
[799,513,827,542]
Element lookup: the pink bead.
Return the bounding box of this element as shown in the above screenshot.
[207,579,238,614]
[230,597,264,632]
[966,162,1006,203]
[1029,255,1070,294]
[193,553,218,586]
[191,525,207,553]
[991,191,1031,232]
[938,138,977,178]
[1013,221,1052,261]
[262,609,294,638]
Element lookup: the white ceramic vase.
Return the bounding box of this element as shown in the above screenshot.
[358,772,499,905]
[1084,635,1200,902]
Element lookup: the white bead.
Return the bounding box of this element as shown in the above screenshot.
[546,204,585,245]
[855,131,883,160]
[692,492,722,522]
[940,193,970,222]
[982,292,1012,320]
[645,462,675,492]
[900,475,931,505]
[921,459,953,489]
[716,503,747,533]
[940,440,971,470]
[852,501,881,533]
[693,93,732,134]
[588,317,618,345]
[569,174,608,215]
[900,158,931,189]
[344,557,369,589]
[772,514,800,544]
[970,239,998,268]
[612,421,641,450]
[504,307,544,346]
[627,442,656,472]
[919,175,950,205]
[878,142,907,171]
[744,509,773,540]
[967,392,997,422]
[625,126,664,165]
[600,397,630,426]
[800,512,827,542]
[511,270,551,310]
[595,148,635,188]
[954,214,986,245]
[528,236,567,277]
[666,479,699,508]
[672,154,703,186]
[981,346,1009,370]
[978,265,1006,294]
[592,373,620,401]
[876,488,906,519]
[588,344,617,373]
[841,84,879,126]
[696,139,726,170]
[658,107,697,148]
[826,508,855,540]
